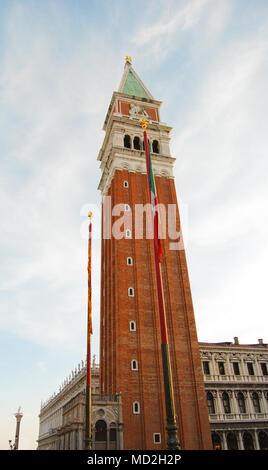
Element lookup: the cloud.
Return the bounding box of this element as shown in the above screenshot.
[172,22,268,203]
[0,2,112,354]
[134,0,212,46]
[131,0,232,65]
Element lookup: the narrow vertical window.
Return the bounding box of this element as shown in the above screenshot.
[124,135,131,148]
[237,392,246,413]
[233,362,240,375]
[129,321,136,331]
[128,287,134,297]
[123,181,129,188]
[131,360,138,370]
[133,402,140,414]
[203,361,210,375]
[206,392,215,414]
[127,257,133,266]
[222,392,231,414]
[153,433,161,444]
[252,392,261,413]
[133,136,141,150]
[152,140,159,153]
[218,362,225,375]
[247,363,254,375]
[124,204,130,212]
[126,229,132,239]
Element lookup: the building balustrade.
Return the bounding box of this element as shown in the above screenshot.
[209,412,268,422]
[204,373,268,383]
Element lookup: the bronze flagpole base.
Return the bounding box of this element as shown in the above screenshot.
[161,343,180,450]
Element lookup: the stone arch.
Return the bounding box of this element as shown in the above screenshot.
[133,136,141,150]
[95,419,107,450]
[211,432,222,450]
[124,135,131,149]
[259,431,268,450]
[226,432,238,450]
[243,431,254,450]
[152,140,159,153]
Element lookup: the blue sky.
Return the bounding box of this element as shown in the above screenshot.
[1,0,268,449]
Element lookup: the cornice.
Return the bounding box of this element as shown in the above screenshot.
[98,148,175,194]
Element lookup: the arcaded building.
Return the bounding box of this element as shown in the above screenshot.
[37,339,268,450]
[201,338,268,450]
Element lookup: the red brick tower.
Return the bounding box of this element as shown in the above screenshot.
[98,58,212,450]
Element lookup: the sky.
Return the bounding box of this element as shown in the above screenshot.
[0,0,268,450]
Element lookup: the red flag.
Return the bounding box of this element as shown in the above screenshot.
[87,213,92,334]
[144,132,162,263]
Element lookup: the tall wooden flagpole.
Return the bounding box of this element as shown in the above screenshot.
[84,212,93,450]
[140,118,180,450]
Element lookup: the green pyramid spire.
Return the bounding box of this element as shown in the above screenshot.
[122,68,151,99]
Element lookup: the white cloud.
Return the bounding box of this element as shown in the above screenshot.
[134,0,212,46]
[0,2,113,354]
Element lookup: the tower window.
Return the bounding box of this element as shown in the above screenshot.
[124,135,131,148]
[130,321,136,331]
[153,433,161,444]
[125,204,131,212]
[127,257,133,266]
[125,229,132,239]
[131,360,138,370]
[123,181,129,188]
[152,140,159,153]
[142,139,150,151]
[133,402,140,414]
[128,287,134,297]
[133,136,141,150]
[261,363,268,375]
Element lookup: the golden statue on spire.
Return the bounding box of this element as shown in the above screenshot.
[125,56,132,64]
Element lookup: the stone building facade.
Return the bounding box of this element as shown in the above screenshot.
[37,359,123,450]
[37,339,268,450]
[201,338,268,450]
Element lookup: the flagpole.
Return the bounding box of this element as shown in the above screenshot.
[85,212,93,450]
[141,118,180,450]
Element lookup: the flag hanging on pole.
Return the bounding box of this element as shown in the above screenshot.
[142,120,162,263]
[87,212,92,334]
[85,211,92,450]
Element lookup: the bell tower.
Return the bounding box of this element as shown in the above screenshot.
[98,58,212,450]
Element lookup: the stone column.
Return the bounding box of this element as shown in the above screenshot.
[107,424,110,450]
[233,392,241,416]
[222,432,228,450]
[254,429,260,450]
[92,422,96,450]
[14,409,23,450]
[118,394,124,450]
[237,431,244,450]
